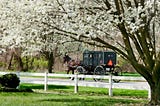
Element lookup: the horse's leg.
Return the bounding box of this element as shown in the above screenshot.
[66,68,71,79]
[67,69,69,74]
[70,69,75,80]
[66,67,71,74]
[72,69,74,74]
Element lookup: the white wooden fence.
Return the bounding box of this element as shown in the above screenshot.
[0,72,150,99]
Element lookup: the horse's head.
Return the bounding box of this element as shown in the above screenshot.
[63,54,71,64]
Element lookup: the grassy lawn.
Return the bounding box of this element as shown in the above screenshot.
[0,84,148,106]
[121,72,141,77]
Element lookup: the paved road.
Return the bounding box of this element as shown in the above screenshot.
[20,77,149,90]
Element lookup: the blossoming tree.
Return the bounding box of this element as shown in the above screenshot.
[54,0,160,105]
[0,0,83,72]
[0,0,160,105]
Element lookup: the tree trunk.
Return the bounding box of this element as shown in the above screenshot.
[24,56,34,71]
[25,56,29,71]
[7,52,14,70]
[149,81,160,105]
[44,46,58,73]
[30,57,34,70]
[46,52,54,73]
[15,55,24,71]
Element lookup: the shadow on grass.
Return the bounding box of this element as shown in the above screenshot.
[20,84,71,90]
[40,98,92,102]
[38,97,141,105]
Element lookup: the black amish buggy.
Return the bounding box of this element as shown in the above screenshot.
[76,50,122,82]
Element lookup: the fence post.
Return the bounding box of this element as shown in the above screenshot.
[109,73,113,96]
[17,71,20,77]
[148,86,151,100]
[17,71,20,89]
[74,73,78,93]
[44,72,48,91]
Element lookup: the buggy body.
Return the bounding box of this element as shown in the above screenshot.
[76,50,122,82]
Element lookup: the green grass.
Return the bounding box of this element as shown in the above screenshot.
[0,84,148,106]
[0,91,147,106]
[122,72,141,77]
[20,84,148,98]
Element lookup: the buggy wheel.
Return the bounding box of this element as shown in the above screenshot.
[76,66,86,80]
[93,66,105,82]
[112,66,122,83]
[76,66,86,74]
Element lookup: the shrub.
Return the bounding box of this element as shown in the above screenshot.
[0,73,20,89]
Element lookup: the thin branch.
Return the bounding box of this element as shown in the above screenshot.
[125,0,132,8]
[114,0,121,15]
[91,37,129,59]
[119,0,124,13]
[140,0,145,7]
[118,23,137,63]
[133,0,138,8]
[102,0,111,10]
[56,0,65,11]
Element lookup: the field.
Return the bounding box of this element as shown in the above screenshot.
[0,84,148,106]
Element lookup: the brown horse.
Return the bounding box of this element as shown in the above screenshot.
[63,54,80,75]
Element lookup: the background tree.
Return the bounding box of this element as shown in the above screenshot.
[51,0,160,105]
[1,0,160,105]
[0,0,85,73]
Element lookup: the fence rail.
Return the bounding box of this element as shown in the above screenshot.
[0,72,150,99]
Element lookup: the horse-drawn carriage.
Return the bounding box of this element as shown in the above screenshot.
[63,50,122,82]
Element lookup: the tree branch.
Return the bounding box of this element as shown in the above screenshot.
[118,23,137,63]
[114,0,121,15]
[140,0,145,7]
[102,0,111,10]
[125,0,132,8]
[56,0,65,11]
[91,37,129,59]
[133,0,139,8]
